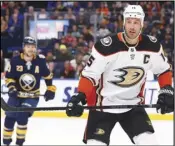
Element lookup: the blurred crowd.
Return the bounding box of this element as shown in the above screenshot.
[1,1,174,79]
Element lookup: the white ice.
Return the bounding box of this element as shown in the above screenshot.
[1,117,173,145]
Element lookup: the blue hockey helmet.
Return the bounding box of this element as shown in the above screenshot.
[23,36,36,46]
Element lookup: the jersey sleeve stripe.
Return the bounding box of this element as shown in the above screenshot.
[158,71,172,88]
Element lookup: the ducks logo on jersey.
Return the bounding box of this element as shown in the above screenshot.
[109,67,145,87]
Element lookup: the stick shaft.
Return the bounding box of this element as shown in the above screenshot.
[1,97,159,112]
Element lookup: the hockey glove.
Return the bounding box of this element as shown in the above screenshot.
[156,85,174,114]
[8,87,17,98]
[44,85,57,101]
[66,92,87,117]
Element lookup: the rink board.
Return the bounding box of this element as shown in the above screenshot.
[0,110,173,120]
[1,79,174,120]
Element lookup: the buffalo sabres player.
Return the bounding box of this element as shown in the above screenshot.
[3,36,57,146]
[66,5,174,145]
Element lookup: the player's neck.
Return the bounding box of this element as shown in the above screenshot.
[123,33,139,45]
[23,54,33,62]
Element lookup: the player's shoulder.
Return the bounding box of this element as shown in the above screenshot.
[139,34,160,52]
[10,54,21,64]
[94,33,123,56]
[36,54,46,61]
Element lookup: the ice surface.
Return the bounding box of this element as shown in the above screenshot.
[1,117,173,145]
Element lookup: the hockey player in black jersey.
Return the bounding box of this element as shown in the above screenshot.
[3,36,57,146]
[66,5,174,145]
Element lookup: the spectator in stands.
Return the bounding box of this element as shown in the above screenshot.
[47,61,58,78]
[161,33,174,63]
[75,63,84,79]
[52,41,60,60]
[37,49,43,55]
[149,26,160,40]
[8,13,22,37]
[55,44,73,62]
[77,35,85,46]
[1,50,5,78]
[72,2,81,15]
[13,7,24,21]
[27,6,34,20]
[1,2,8,9]
[116,14,123,31]
[12,50,20,57]
[70,53,84,71]
[97,18,111,37]
[112,21,122,33]
[142,20,151,34]
[46,51,54,62]
[97,2,109,16]
[83,54,90,64]
[62,2,74,8]
[82,26,94,43]
[8,2,15,16]
[1,3,7,18]
[68,39,78,56]
[165,25,173,36]
[88,25,95,38]
[71,24,81,38]
[63,31,76,45]
[59,60,75,79]
[76,14,89,31]
[55,1,67,12]
[64,8,76,26]
[105,16,115,32]
[86,2,96,12]
[1,20,8,35]
[1,20,10,58]
[38,8,48,19]
[109,2,117,19]
[50,9,59,20]
[88,40,94,52]
[47,2,56,11]
[57,15,64,20]
[76,43,89,56]
[19,2,28,14]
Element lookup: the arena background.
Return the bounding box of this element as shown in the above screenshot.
[1,1,174,120]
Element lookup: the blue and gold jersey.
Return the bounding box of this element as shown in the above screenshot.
[5,53,53,98]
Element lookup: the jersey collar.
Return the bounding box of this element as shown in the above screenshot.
[20,53,36,60]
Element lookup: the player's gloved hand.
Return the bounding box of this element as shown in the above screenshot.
[66,92,87,117]
[8,87,17,98]
[156,85,174,114]
[44,85,57,101]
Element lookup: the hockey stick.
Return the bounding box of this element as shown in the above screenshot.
[1,91,44,97]
[1,97,160,112]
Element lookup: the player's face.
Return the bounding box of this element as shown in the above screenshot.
[124,18,142,39]
[23,44,36,57]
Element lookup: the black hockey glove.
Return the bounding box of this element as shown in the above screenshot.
[8,87,17,98]
[44,85,57,101]
[156,85,174,114]
[66,92,87,117]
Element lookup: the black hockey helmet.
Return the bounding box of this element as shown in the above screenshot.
[23,36,36,47]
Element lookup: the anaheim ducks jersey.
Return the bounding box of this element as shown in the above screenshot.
[5,53,53,98]
[81,32,171,113]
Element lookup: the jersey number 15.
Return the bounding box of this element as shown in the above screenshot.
[87,55,95,67]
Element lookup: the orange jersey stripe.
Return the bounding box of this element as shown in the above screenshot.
[117,32,142,43]
[78,77,96,106]
[158,71,172,88]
